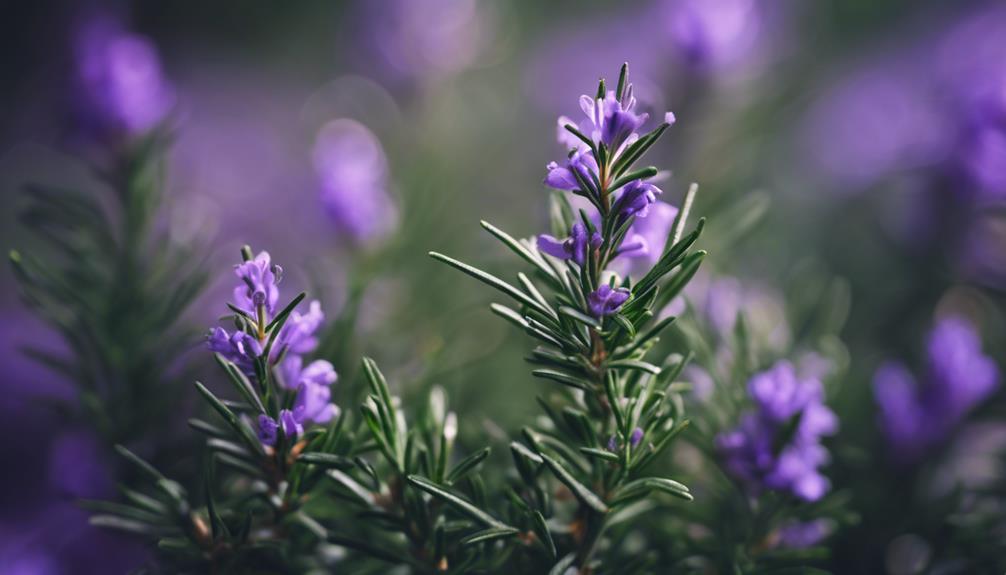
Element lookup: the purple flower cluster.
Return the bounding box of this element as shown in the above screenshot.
[536,67,680,319]
[207,250,339,445]
[73,15,175,138]
[873,316,1000,461]
[804,5,1006,202]
[313,119,398,244]
[717,361,838,501]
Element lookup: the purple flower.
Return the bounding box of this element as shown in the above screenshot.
[616,201,678,260]
[281,358,340,424]
[665,0,764,71]
[314,119,398,243]
[537,222,602,265]
[275,300,324,356]
[73,15,175,137]
[295,380,340,424]
[207,327,262,373]
[258,414,279,446]
[717,361,838,502]
[776,519,833,549]
[588,284,631,317]
[630,427,645,448]
[280,408,305,439]
[544,148,600,192]
[874,316,1000,461]
[234,251,281,315]
[612,180,662,221]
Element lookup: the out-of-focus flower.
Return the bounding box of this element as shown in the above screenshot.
[313,119,398,244]
[73,15,175,137]
[588,285,631,317]
[663,0,765,72]
[47,431,113,499]
[690,274,791,353]
[873,316,1000,461]
[717,361,838,501]
[537,223,601,265]
[802,63,950,191]
[234,251,281,315]
[280,408,304,439]
[630,427,645,448]
[361,0,494,81]
[775,519,833,549]
[258,414,279,446]
[276,300,325,356]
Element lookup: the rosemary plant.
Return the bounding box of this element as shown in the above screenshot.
[9,129,207,464]
[430,63,704,573]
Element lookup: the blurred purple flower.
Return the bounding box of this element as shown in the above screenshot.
[47,431,114,499]
[776,519,833,549]
[630,427,645,448]
[588,285,631,317]
[73,15,175,137]
[279,408,304,439]
[537,222,601,265]
[664,0,765,71]
[257,414,279,446]
[314,119,398,244]
[361,0,494,81]
[803,63,950,191]
[234,251,281,315]
[276,300,325,356]
[873,316,1000,461]
[717,361,837,501]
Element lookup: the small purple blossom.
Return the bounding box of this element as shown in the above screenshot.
[583,88,650,152]
[873,316,1000,461]
[776,519,833,549]
[314,119,398,243]
[630,427,645,448]
[588,284,631,317]
[280,408,305,439]
[537,223,602,265]
[207,327,262,373]
[258,414,279,446]
[607,435,619,452]
[666,0,764,72]
[544,148,599,192]
[613,201,679,271]
[73,15,175,137]
[612,180,662,221]
[233,251,281,315]
[276,300,325,356]
[717,361,838,502]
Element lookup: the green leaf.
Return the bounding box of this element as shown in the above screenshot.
[447,447,491,485]
[531,369,591,391]
[490,302,529,330]
[480,220,557,281]
[460,526,520,545]
[430,251,553,317]
[531,510,557,559]
[213,354,265,414]
[194,381,263,455]
[612,477,692,506]
[558,305,601,328]
[264,292,306,333]
[670,182,698,246]
[606,359,662,375]
[579,447,619,462]
[538,453,608,513]
[406,475,511,529]
[549,553,577,575]
[298,452,355,470]
[327,470,376,506]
